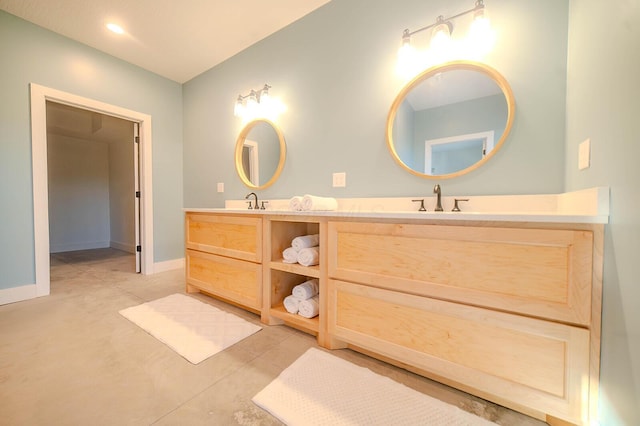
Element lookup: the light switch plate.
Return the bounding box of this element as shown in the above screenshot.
[217,182,224,192]
[332,172,346,188]
[579,139,590,170]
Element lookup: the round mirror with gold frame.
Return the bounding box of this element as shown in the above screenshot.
[234,119,286,190]
[386,61,515,179]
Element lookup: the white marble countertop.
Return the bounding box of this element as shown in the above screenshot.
[184,187,610,224]
[183,207,608,224]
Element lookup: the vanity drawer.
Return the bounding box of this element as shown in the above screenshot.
[186,249,262,311]
[186,213,262,262]
[327,279,589,423]
[327,221,593,325]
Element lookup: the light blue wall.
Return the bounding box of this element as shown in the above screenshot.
[565,1,640,424]
[0,11,184,290]
[182,0,640,423]
[183,0,569,207]
[412,94,508,172]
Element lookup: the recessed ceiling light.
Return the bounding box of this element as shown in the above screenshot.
[106,23,125,34]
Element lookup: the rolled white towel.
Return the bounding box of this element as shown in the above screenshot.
[289,196,303,211]
[283,295,303,314]
[282,247,299,264]
[298,296,320,318]
[301,194,338,211]
[292,279,319,300]
[297,247,320,267]
[291,234,319,251]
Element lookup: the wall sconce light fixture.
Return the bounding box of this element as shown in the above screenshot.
[234,84,285,122]
[397,0,495,78]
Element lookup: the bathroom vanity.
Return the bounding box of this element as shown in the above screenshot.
[184,189,607,425]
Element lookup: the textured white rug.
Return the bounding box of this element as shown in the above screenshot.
[253,348,496,426]
[119,293,261,364]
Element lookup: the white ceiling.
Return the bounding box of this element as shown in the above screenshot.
[0,0,331,83]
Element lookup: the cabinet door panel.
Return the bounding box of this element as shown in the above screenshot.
[328,221,593,325]
[327,279,589,423]
[186,249,262,310]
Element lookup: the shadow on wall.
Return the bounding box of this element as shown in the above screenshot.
[599,230,638,424]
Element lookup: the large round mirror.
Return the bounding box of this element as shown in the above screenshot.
[386,61,515,179]
[234,119,286,190]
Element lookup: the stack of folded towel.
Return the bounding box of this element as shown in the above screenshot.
[283,279,320,319]
[289,194,338,211]
[282,234,320,266]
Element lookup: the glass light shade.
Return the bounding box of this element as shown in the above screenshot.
[234,97,244,117]
[468,9,495,56]
[241,96,256,121]
[259,91,270,106]
[431,22,452,52]
[397,40,422,79]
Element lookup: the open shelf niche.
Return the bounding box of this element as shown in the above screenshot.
[265,218,322,336]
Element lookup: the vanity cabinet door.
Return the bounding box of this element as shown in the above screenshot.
[186,213,262,262]
[327,221,593,326]
[186,249,262,311]
[327,279,589,424]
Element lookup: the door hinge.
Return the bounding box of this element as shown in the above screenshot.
[136,245,142,252]
[135,191,141,198]
[135,136,140,143]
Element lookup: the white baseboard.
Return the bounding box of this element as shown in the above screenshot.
[110,240,135,253]
[0,258,184,305]
[153,258,184,274]
[50,240,110,253]
[0,284,39,305]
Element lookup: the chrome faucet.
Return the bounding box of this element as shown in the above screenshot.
[433,184,443,211]
[245,192,258,209]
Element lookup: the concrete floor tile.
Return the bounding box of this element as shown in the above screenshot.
[0,248,546,426]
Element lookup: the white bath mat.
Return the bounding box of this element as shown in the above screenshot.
[119,293,261,364]
[253,348,496,426]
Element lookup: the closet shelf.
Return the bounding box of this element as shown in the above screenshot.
[270,304,319,335]
[270,260,320,278]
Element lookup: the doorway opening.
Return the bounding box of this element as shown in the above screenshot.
[46,101,140,272]
[30,83,154,299]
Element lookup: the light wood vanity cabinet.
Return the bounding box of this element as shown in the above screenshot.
[183,211,603,425]
[185,213,263,312]
[326,220,603,425]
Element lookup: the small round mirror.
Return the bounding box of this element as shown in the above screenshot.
[386,61,515,179]
[234,119,286,190]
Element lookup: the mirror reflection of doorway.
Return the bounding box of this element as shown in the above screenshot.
[242,140,259,186]
[425,130,494,175]
[46,101,140,273]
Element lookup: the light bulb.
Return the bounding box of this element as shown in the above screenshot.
[468,8,495,57]
[259,90,270,107]
[397,33,422,79]
[233,96,244,117]
[244,91,258,120]
[106,23,125,34]
[431,21,452,52]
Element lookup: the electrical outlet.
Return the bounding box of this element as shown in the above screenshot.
[579,139,590,170]
[332,172,346,188]
[217,182,224,193]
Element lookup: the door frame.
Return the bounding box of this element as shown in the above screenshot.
[30,83,154,297]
